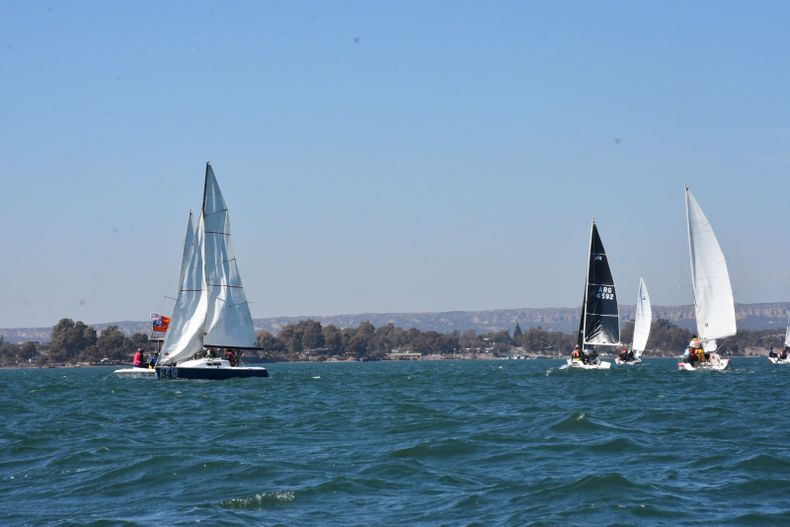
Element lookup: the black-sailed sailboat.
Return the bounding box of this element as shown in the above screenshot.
[565,220,618,369]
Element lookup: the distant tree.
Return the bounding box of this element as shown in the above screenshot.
[459,330,477,351]
[645,319,692,354]
[371,323,407,353]
[97,325,131,362]
[620,320,635,346]
[0,341,17,366]
[513,322,523,341]
[277,324,302,353]
[256,331,284,353]
[18,341,38,363]
[321,325,343,355]
[521,326,549,352]
[300,320,325,350]
[346,321,375,358]
[50,319,97,362]
[128,333,151,351]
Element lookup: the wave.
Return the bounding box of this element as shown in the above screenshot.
[389,438,483,459]
[221,490,295,509]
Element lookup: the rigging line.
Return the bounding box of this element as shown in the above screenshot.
[204,231,231,235]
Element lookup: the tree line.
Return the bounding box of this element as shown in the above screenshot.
[0,317,786,367]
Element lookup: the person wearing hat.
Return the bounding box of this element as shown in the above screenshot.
[132,348,145,368]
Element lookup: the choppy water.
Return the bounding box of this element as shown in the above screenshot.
[2,358,790,526]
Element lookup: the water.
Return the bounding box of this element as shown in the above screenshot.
[2,358,790,526]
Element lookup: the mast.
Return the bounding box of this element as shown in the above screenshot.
[578,219,595,349]
[684,186,697,318]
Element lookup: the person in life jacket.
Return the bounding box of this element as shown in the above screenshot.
[132,348,144,368]
[618,346,629,362]
[782,347,789,360]
[583,348,598,365]
[571,345,581,360]
[224,348,238,367]
[696,346,707,363]
[769,347,778,359]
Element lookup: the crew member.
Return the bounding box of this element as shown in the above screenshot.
[132,348,144,368]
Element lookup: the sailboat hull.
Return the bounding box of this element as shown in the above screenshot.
[156,366,269,380]
[768,357,790,365]
[564,358,612,370]
[614,358,642,366]
[114,367,157,378]
[677,353,729,371]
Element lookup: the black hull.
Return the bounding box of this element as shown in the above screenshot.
[156,366,269,380]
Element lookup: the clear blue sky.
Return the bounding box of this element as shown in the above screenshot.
[1,1,789,328]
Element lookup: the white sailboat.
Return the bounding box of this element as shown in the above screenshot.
[616,278,651,366]
[113,214,197,379]
[768,314,790,364]
[564,220,616,370]
[678,187,735,371]
[156,163,268,380]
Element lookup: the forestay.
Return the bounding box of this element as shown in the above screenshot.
[632,277,652,353]
[685,188,736,351]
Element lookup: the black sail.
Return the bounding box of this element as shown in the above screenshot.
[581,222,620,346]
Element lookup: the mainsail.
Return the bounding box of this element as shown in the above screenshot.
[201,164,257,349]
[685,187,736,351]
[580,221,620,346]
[631,277,652,353]
[159,211,207,365]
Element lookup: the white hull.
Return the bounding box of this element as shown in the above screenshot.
[562,358,612,370]
[677,353,729,371]
[615,358,642,366]
[768,356,790,365]
[114,367,156,378]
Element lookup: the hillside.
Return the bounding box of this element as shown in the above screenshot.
[2,302,788,343]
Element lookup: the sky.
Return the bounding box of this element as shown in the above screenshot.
[1,1,789,328]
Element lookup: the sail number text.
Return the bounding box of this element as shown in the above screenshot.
[596,286,614,300]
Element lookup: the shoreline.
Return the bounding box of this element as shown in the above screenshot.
[1,351,776,370]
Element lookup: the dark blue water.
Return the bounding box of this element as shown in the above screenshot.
[2,359,790,526]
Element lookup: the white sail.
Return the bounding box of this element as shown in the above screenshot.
[159,212,208,365]
[201,164,257,349]
[177,211,195,287]
[631,277,652,353]
[785,313,790,348]
[685,188,736,351]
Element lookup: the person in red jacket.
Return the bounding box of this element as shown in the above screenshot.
[132,348,145,368]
